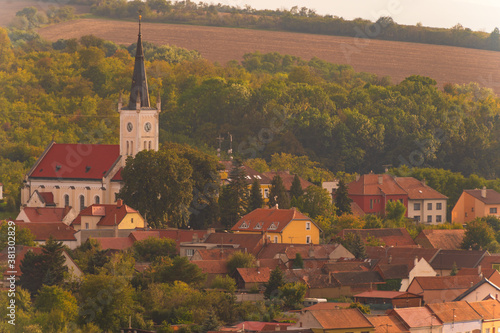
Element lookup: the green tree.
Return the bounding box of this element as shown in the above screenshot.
[226,251,256,276]
[341,233,367,259]
[450,262,458,276]
[334,179,352,216]
[119,149,194,228]
[133,237,177,262]
[264,266,285,299]
[34,285,78,332]
[210,275,237,294]
[268,175,290,209]
[290,174,303,200]
[385,200,406,224]
[248,179,264,212]
[349,302,371,314]
[201,309,221,333]
[294,186,335,219]
[461,218,495,250]
[292,253,304,269]
[153,256,206,286]
[278,282,307,309]
[0,221,35,250]
[219,159,249,229]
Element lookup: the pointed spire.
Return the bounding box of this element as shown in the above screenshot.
[128,11,150,110]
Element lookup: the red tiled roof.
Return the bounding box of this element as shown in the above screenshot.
[19,207,70,223]
[231,208,313,233]
[354,290,419,299]
[29,143,120,180]
[427,301,482,323]
[302,303,351,311]
[366,246,439,269]
[111,168,123,181]
[367,315,409,333]
[464,189,500,204]
[130,229,209,252]
[204,233,264,255]
[467,299,500,320]
[72,203,138,226]
[414,229,465,250]
[220,161,272,185]
[323,262,371,272]
[478,254,500,269]
[340,228,416,247]
[236,267,271,283]
[228,321,293,331]
[430,249,487,270]
[262,171,314,191]
[391,307,442,328]
[2,246,43,277]
[193,248,239,260]
[191,260,228,274]
[411,275,482,290]
[38,192,55,205]
[16,222,77,241]
[351,202,365,216]
[348,174,407,196]
[394,177,447,200]
[309,309,374,329]
[96,237,134,250]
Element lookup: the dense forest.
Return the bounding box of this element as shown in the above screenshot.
[1,12,500,213]
[30,0,500,52]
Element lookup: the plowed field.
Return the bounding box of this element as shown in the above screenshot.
[38,18,500,94]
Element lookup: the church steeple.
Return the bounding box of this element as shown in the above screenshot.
[128,13,150,109]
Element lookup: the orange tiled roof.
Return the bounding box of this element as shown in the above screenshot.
[414,229,465,250]
[411,275,482,290]
[391,307,442,328]
[16,222,76,241]
[467,299,500,320]
[231,208,313,233]
[394,177,447,200]
[191,260,228,274]
[368,315,409,333]
[427,301,482,323]
[236,267,271,283]
[302,303,351,311]
[204,233,263,255]
[341,228,416,247]
[19,207,71,223]
[309,309,374,329]
[95,237,134,250]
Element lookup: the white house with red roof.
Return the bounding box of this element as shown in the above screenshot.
[16,206,77,225]
[20,20,160,212]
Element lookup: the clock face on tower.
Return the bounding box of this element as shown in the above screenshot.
[127,122,133,132]
[144,122,152,132]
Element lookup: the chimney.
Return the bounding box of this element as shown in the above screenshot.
[414,256,418,267]
[192,233,199,243]
[328,271,331,284]
[117,199,123,207]
[481,186,487,198]
[309,244,315,258]
[256,260,260,268]
[378,175,383,185]
[275,203,279,209]
[388,255,392,264]
[355,174,360,181]
[422,179,426,186]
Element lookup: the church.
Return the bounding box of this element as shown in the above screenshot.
[20,18,160,211]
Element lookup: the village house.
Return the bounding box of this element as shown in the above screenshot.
[19,20,160,211]
[467,299,500,333]
[452,187,500,224]
[291,308,375,332]
[453,278,500,302]
[354,290,423,309]
[429,249,489,276]
[426,301,482,333]
[15,222,78,249]
[413,229,465,250]
[16,205,77,225]
[231,207,321,245]
[406,275,482,304]
[234,267,271,290]
[389,306,443,333]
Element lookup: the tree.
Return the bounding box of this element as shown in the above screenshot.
[119,149,194,228]
[290,174,303,200]
[210,275,236,294]
[385,200,406,224]
[349,302,370,314]
[341,233,367,259]
[278,282,307,309]
[153,256,207,286]
[248,179,264,212]
[292,253,304,269]
[35,285,78,332]
[294,186,335,219]
[450,262,458,276]
[0,221,35,250]
[226,251,256,276]
[219,159,249,228]
[133,237,177,262]
[201,309,221,332]
[264,266,285,299]
[268,175,290,209]
[334,179,352,216]
[461,218,495,250]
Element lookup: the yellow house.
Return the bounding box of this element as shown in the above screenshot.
[467,299,500,333]
[71,199,145,230]
[451,188,500,224]
[231,207,321,244]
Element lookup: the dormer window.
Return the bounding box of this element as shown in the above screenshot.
[254,222,263,230]
[240,221,249,229]
[245,175,252,180]
[256,175,261,179]
[268,222,279,230]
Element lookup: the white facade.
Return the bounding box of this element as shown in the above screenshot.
[400,257,437,291]
[408,199,447,224]
[441,320,480,333]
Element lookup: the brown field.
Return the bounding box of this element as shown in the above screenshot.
[38,18,500,94]
[0,0,90,27]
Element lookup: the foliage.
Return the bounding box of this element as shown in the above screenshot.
[34,285,78,332]
[340,233,367,259]
[461,218,495,250]
[377,279,402,291]
[450,262,458,276]
[335,179,352,216]
[248,179,264,212]
[119,149,194,228]
[290,174,303,199]
[150,256,207,287]
[0,221,35,250]
[278,282,307,310]
[219,159,249,228]
[133,237,177,262]
[268,175,290,209]
[293,185,335,219]
[226,251,256,277]
[264,266,285,299]
[349,302,371,314]
[292,253,304,269]
[385,200,407,224]
[210,275,236,294]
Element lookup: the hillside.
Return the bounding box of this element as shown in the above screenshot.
[38,18,500,94]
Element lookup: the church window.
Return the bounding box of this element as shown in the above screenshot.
[131,142,134,155]
[149,141,152,150]
[126,141,129,155]
[64,194,69,207]
[79,195,85,211]
[94,195,100,204]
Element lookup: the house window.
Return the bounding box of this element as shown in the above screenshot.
[274,236,278,243]
[240,221,249,229]
[94,195,100,204]
[306,236,311,244]
[465,212,468,217]
[131,218,134,223]
[264,188,269,198]
[370,199,373,209]
[254,222,262,230]
[186,249,195,257]
[436,203,442,210]
[436,215,442,222]
[414,216,421,222]
[414,203,421,211]
[472,207,474,212]
[64,194,69,207]
[427,203,432,210]
[306,222,311,230]
[269,222,279,230]
[79,195,85,211]
[399,199,403,203]
[427,215,432,223]
[85,222,89,230]
[491,208,498,214]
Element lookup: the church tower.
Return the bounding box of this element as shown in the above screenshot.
[118,14,160,158]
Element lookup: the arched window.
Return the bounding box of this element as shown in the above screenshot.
[144,141,147,150]
[64,194,69,207]
[126,141,129,155]
[79,195,85,211]
[130,142,134,155]
[94,195,100,204]
[149,141,152,150]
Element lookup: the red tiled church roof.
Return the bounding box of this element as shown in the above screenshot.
[29,143,119,180]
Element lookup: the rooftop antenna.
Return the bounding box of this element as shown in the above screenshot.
[227,132,233,160]
[216,134,224,158]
